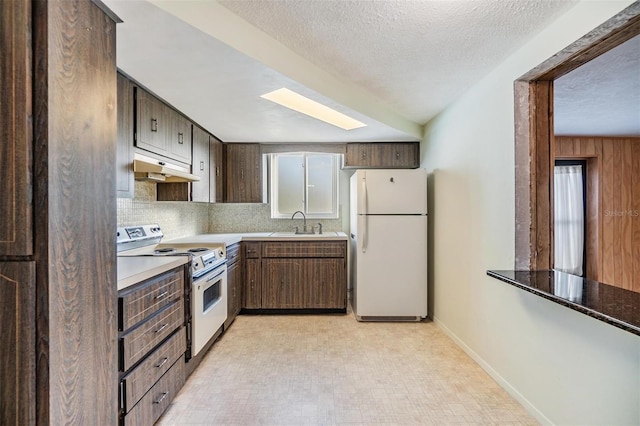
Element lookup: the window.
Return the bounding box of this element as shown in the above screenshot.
[553,160,586,277]
[270,153,340,219]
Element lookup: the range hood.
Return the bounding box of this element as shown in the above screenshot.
[133,152,200,183]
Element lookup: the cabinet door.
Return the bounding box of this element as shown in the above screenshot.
[344,142,419,169]
[302,258,346,309]
[168,112,192,165]
[210,137,224,203]
[225,143,262,203]
[262,259,304,308]
[225,259,242,328]
[0,0,32,255]
[244,258,262,309]
[191,126,210,202]
[136,89,169,156]
[116,73,134,198]
[379,143,419,168]
[0,262,36,425]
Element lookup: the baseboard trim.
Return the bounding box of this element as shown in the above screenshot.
[433,316,553,426]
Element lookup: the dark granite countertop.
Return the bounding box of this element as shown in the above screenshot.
[487,270,640,336]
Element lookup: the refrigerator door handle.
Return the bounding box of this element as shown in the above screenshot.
[362,178,367,253]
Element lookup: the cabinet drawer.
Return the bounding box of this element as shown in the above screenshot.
[244,242,260,259]
[120,301,184,372]
[121,327,186,413]
[226,243,241,265]
[119,268,184,331]
[123,357,185,426]
[262,242,346,258]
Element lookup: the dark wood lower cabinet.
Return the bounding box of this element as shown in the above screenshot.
[118,266,186,425]
[0,262,36,425]
[224,243,242,330]
[123,359,185,426]
[244,258,262,309]
[241,241,347,311]
[262,258,345,309]
[225,257,242,329]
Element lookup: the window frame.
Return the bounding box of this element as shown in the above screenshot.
[270,152,341,219]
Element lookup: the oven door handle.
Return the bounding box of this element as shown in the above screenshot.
[205,268,225,282]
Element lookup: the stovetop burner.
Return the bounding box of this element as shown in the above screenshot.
[154,247,175,254]
[187,247,208,253]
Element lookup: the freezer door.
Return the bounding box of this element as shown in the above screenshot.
[354,215,427,318]
[355,169,427,215]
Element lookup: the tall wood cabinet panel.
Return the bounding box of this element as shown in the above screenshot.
[32,1,119,424]
[225,143,263,203]
[0,0,32,256]
[0,262,35,425]
[117,73,134,198]
[192,125,211,202]
[343,142,419,168]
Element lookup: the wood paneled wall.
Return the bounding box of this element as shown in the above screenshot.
[555,136,640,292]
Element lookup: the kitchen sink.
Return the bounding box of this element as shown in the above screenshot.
[269,231,340,237]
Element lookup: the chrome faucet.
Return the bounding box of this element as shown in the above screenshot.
[291,210,309,234]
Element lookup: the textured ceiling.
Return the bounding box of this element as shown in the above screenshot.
[104,0,635,143]
[218,0,578,124]
[554,34,640,136]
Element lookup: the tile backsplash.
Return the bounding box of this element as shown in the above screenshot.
[117,182,209,240]
[117,182,347,238]
[208,203,345,233]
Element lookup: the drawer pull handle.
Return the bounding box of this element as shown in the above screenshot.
[153,392,169,404]
[155,357,169,368]
[155,291,168,300]
[151,118,158,132]
[155,323,168,334]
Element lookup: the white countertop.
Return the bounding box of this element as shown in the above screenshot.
[163,232,348,247]
[117,256,188,292]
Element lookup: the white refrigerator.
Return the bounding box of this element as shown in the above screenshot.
[350,169,428,320]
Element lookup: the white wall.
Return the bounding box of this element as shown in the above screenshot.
[422,1,640,424]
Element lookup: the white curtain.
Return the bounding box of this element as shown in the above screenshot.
[553,270,583,303]
[554,165,584,276]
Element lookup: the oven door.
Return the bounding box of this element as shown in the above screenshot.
[191,264,227,357]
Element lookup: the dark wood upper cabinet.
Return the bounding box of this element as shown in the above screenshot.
[169,113,192,165]
[211,136,224,203]
[225,143,263,203]
[0,0,32,256]
[116,73,134,198]
[135,88,169,156]
[343,142,420,169]
[135,88,192,165]
[191,125,211,203]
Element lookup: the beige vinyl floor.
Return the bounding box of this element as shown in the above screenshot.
[157,310,538,426]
